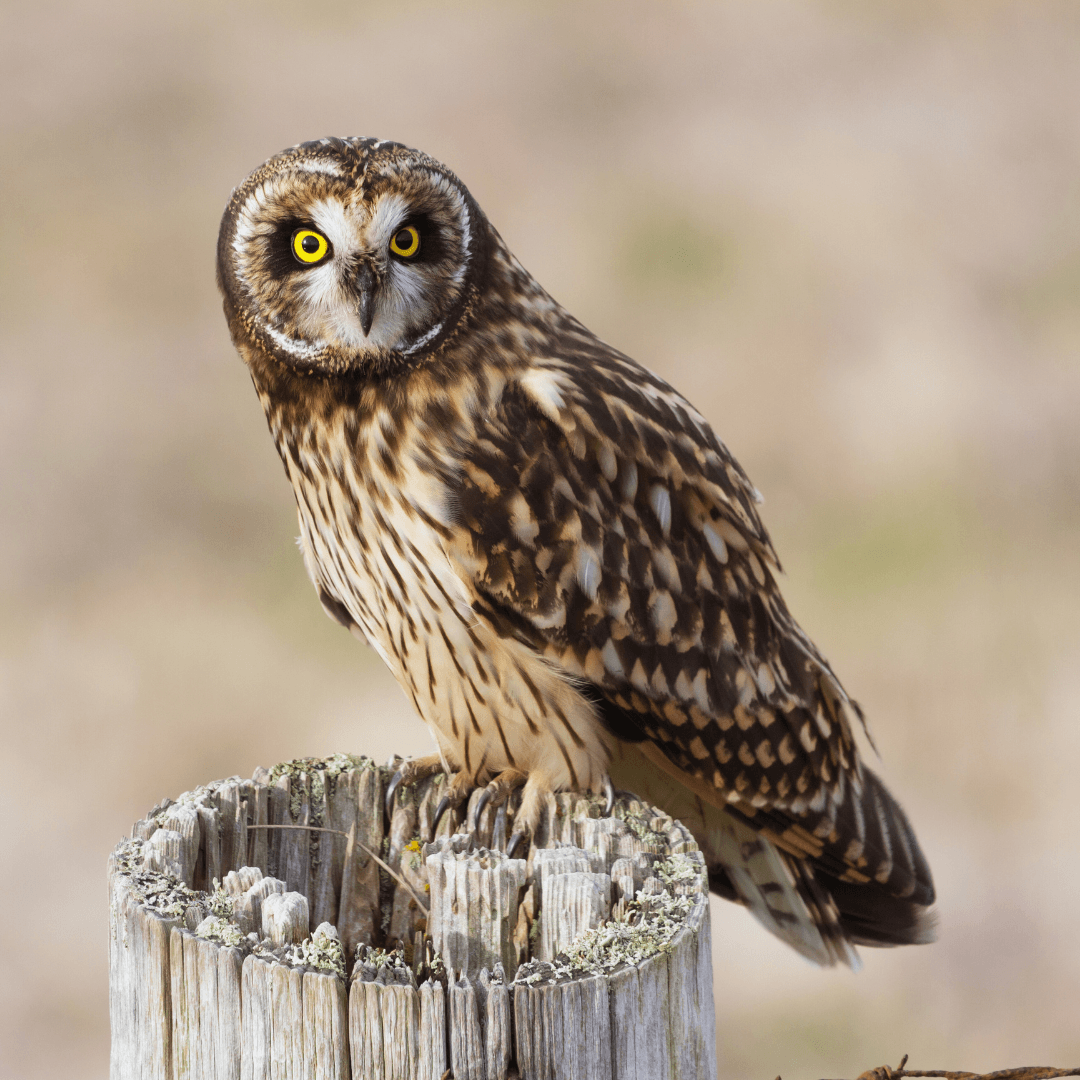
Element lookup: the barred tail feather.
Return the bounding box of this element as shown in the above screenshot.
[609,741,859,965]
[707,808,860,968]
[608,741,936,964]
[822,874,937,947]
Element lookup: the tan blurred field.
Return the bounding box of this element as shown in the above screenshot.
[3,1,1080,1077]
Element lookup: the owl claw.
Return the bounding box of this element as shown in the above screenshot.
[603,774,615,817]
[429,781,473,841]
[469,787,494,833]
[385,770,405,820]
[430,795,453,842]
[506,830,527,859]
[469,768,529,836]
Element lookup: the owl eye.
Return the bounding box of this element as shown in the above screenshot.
[291,229,331,265]
[389,225,420,259]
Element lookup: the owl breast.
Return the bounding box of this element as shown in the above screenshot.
[268,385,610,794]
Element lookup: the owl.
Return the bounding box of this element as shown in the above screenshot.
[217,137,935,966]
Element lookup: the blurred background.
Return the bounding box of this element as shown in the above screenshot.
[3,1,1080,1076]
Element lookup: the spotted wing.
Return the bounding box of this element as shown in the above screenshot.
[445,340,934,953]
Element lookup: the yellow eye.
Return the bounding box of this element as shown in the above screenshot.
[389,225,420,258]
[291,229,330,265]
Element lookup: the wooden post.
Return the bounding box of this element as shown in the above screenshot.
[109,755,716,1079]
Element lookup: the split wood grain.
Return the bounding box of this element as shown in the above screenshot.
[263,891,310,946]
[109,866,177,1080]
[169,928,242,1080]
[335,766,383,960]
[109,757,716,1079]
[538,870,611,962]
[513,973,611,1080]
[425,835,527,981]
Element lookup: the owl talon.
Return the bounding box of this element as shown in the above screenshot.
[468,769,530,834]
[603,774,615,817]
[430,795,453,842]
[385,770,405,820]
[470,787,494,833]
[506,830,527,859]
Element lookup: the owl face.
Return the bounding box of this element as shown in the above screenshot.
[218,138,486,374]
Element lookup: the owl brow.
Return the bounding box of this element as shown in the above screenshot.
[292,158,343,177]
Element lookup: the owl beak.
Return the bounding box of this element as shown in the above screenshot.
[355,264,378,337]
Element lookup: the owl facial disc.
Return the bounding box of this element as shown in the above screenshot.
[217,137,486,374]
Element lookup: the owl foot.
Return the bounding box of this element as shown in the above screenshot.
[429,769,477,841]
[469,768,528,832]
[500,770,616,859]
[385,753,445,818]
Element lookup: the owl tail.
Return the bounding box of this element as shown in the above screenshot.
[607,742,935,967]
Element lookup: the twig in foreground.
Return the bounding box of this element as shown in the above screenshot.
[809,1054,1080,1080]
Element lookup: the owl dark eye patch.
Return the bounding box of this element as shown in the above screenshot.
[387,214,446,265]
[265,220,330,277]
[264,216,448,278]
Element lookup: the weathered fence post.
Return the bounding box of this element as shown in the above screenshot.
[108,754,717,1079]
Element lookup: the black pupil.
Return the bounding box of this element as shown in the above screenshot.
[301,234,320,254]
[396,229,414,250]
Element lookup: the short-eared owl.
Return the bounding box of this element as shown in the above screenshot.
[218,137,934,965]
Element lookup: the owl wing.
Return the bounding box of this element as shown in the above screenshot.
[443,342,934,957]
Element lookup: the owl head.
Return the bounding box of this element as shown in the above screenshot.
[217,138,490,375]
